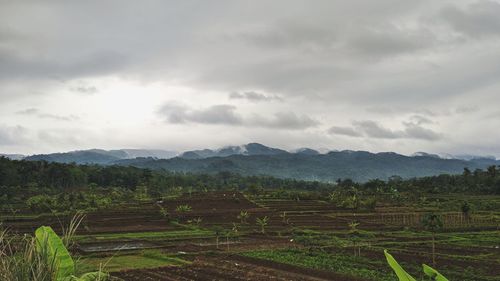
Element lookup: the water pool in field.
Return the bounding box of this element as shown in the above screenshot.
[79,241,157,253]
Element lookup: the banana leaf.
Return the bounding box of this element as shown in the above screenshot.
[35,226,75,280]
[423,264,449,281]
[384,250,416,281]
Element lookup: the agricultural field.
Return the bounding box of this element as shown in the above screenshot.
[2,191,499,280]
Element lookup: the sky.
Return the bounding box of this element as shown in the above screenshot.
[1,0,500,156]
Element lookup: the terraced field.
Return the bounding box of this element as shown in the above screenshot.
[113,254,365,281]
[3,192,500,280]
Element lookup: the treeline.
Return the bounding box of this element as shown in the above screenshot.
[1,157,499,201]
[0,157,332,198]
[359,166,500,194]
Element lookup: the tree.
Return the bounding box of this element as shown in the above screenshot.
[461,201,471,225]
[463,167,471,177]
[256,216,269,234]
[487,165,497,178]
[422,213,443,266]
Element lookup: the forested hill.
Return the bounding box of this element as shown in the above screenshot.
[1,157,499,195]
[9,144,500,182]
[114,151,500,182]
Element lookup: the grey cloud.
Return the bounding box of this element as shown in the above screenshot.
[16,107,79,121]
[329,120,442,141]
[0,48,127,81]
[71,86,98,95]
[409,115,434,125]
[238,21,337,51]
[440,1,500,38]
[403,122,441,141]
[353,121,402,139]
[158,103,242,125]
[455,105,479,114]
[345,25,436,58]
[38,113,79,121]
[229,91,283,102]
[250,112,320,130]
[16,108,39,115]
[158,103,318,130]
[328,126,362,137]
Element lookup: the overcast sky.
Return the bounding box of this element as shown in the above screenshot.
[1,0,500,156]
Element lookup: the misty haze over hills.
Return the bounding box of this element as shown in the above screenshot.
[2,143,499,182]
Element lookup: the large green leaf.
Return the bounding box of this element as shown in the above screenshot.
[423,264,449,281]
[35,226,75,280]
[384,250,416,281]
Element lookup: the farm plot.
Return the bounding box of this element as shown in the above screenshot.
[2,203,183,234]
[112,253,366,281]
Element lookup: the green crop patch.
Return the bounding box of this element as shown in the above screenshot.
[76,250,190,273]
[77,229,214,242]
[243,248,400,281]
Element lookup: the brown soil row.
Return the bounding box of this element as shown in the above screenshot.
[112,253,368,281]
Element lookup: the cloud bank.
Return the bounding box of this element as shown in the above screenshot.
[0,0,499,156]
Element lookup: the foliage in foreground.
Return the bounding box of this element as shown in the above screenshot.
[384,250,448,281]
[1,225,108,281]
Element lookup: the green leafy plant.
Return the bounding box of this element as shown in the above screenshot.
[212,226,224,249]
[35,226,75,280]
[237,210,249,224]
[35,226,109,281]
[384,250,449,281]
[175,204,192,212]
[422,212,443,266]
[61,212,85,250]
[187,217,202,227]
[347,221,361,256]
[0,213,108,281]
[256,216,269,234]
[1,229,57,281]
[279,211,290,224]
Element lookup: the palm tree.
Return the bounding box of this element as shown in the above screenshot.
[232,223,240,236]
[347,221,361,256]
[224,229,232,251]
[212,226,224,249]
[175,204,192,222]
[279,211,289,224]
[237,210,249,224]
[188,217,202,227]
[422,213,443,266]
[256,216,269,234]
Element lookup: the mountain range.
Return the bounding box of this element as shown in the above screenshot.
[3,143,498,182]
[20,149,177,165]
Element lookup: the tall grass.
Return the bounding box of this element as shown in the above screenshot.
[60,211,85,249]
[0,229,57,281]
[0,213,108,281]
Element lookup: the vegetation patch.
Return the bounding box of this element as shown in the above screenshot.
[242,248,400,281]
[77,250,189,273]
